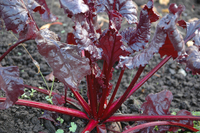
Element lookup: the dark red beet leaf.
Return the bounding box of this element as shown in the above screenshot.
[134,90,194,133]
[123,0,159,52]
[0,0,45,34]
[108,10,123,31]
[159,34,178,59]
[73,15,102,59]
[133,90,173,133]
[95,0,137,24]
[59,0,89,17]
[66,33,77,45]
[0,66,24,109]
[141,90,173,116]
[52,94,65,106]
[36,28,91,90]
[120,27,136,44]
[35,0,58,22]
[98,22,128,67]
[117,3,185,69]
[184,45,200,74]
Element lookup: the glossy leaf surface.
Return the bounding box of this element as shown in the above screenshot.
[52,94,65,106]
[36,28,91,89]
[0,0,44,34]
[135,90,173,133]
[73,17,102,59]
[59,0,89,16]
[35,0,58,22]
[184,45,200,74]
[0,66,24,109]
[96,0,137,24]
[108,10,122,30]
[98,22,128,67]
[117,3,185,69]
[125,0,159,52]
[141,90,173,115]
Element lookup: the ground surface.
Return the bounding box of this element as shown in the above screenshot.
[1,0,200,133]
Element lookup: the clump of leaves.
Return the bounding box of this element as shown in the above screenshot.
[0,0,200,132]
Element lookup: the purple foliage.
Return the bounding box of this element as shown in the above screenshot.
[0,0,200,132]
[0,66,24,109]
[36,28,91,90]
[95,0,138,24]
[0,0,44,34]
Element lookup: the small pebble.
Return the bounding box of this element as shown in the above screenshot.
[178,68,187,76]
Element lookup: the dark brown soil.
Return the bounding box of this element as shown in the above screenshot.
[1,0,200,133]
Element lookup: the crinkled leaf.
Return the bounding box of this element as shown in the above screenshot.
[0,66,24,109]
[95,0,137,24]
[36,28,91,89]
[73,16,102,59]
[165,4,185,56]
[108,10,122,30]
[125,0,159,52]
[184,45,200,74]
[35,0,58,22]
[59,0,89,17]
[0,0,44,34]
[117,23,167,69]
[136,90,194,133]
[117,4,185,69]
[17,21,39,41]
[120,27,136,44]
[98,22,128,67]
[134,90,173,133]
[158,4,185,59]
[141,90,173,115]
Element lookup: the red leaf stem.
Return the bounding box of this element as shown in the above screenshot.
[84,51,98,119]
[0,97,89,120]
[102,66,145,120]
[87,75,98,119]
[97,61,113,118]
[64,86,67,105]
[104,115,200,123]
[184,27,200,42]
[126,55,172,99]
[24,84,81,108]
[122,121,199,133]
[69,87,91,116]
[106,69,125,110]
[81,119,99,133]
[0,39,27,62]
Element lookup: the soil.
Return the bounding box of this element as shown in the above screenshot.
[1,0,200,133]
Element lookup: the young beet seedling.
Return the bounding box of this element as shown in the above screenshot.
[0,0,200,132]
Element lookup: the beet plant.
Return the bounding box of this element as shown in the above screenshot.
[0,0,200,132]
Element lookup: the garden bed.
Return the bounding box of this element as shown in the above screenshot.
[0,0,200,132]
